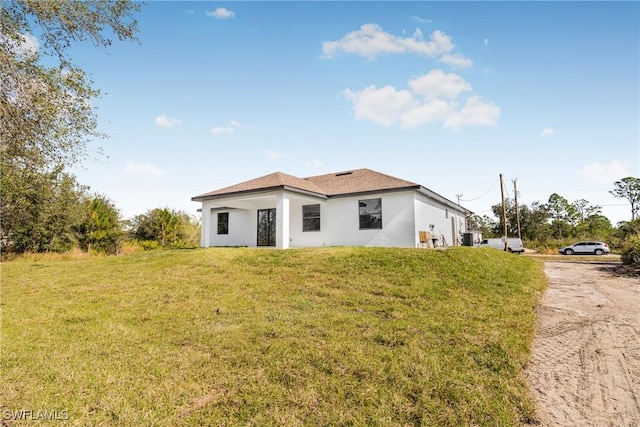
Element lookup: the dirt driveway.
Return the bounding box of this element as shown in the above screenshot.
[525,261,640,426]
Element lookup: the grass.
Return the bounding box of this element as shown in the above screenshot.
[1,247,547,426]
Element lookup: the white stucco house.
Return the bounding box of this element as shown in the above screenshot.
[192,168,472,249]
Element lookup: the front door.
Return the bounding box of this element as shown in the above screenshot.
[257,208,276,246]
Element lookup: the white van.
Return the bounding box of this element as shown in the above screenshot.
[478,237,524,254]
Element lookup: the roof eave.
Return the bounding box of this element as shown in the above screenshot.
[192,185,327,202]
[417,186,472,215]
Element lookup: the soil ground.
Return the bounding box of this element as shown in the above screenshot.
[525,261,640,426]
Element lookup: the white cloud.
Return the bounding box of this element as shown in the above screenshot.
[409,69,472,100]
[154,114,182,128]
[342,70,499,130]
[438,53,473,68]
[540,127,560,138]
[401,99,452,127]
[124,161,166,177]
[206,8,235,19]
[264,149,285,160]
[577,159,629,183]
[484,38,489,46]
[342,85,416,127]
[443,96,501,130]
[211,120,241,135]
[322,24,458,61]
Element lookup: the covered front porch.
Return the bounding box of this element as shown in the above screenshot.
[200,190,326,249]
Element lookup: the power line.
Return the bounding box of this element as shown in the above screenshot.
[460,177,499,202]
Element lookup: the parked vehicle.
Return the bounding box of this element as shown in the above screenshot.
[477,237,525,253]
[559,241,610,255]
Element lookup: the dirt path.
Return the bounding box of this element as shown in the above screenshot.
[525,261,640,426]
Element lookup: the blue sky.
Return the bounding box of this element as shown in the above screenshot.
[63,1,638,225]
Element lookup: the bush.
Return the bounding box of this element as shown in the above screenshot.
[620,236,640,267]
[139,240,161,251]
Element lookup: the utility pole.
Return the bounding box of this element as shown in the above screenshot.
[513,179,521,240]
[499,173,508,251]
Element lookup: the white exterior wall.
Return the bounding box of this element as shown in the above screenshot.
[198,189,466,249]
[294,191,416,248]
[208,208,253,247]
[414,193,467,247]
[289,198,328,247]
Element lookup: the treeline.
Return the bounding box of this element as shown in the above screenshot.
[469,190,640,250]
[0,164,200,256]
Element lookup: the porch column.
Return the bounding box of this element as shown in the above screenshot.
[201,203,210,247]
[276,192,290,249]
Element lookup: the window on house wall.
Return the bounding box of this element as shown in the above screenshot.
[302,204,320,232]
[445,208,449,219]
[359,198,382,229]
[217,212,229,234]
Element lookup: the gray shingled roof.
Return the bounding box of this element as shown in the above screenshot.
[305,168,419,196]
[192,171,326,200]
[192,169,421,201]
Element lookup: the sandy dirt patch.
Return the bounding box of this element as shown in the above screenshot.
[525,261,640,426]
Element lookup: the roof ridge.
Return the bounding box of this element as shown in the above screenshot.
[365,169,418,186]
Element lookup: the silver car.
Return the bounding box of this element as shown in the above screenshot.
[559,241,610,256]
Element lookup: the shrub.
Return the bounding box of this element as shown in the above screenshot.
[620,236,640,267]
[139,240,161,251]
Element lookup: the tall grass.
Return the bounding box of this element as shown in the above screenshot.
[1,247,546,426]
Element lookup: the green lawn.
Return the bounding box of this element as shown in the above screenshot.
[1,247,546,426]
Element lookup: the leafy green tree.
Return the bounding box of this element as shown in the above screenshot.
[544,193,575,239]
[1,165,88,253]
[1,1,140,254]
[612,219,640,250]
[78,195,123,254]
[572,199,601,222]
[616,219,640,239]
[128,208,200,248]
[582,214,613,239]
[1,0,141,170]
[610,177,640,220]
[487,199,548,241]
[467,214,497,237]
[489,200,524,238]
[519,201,552,241]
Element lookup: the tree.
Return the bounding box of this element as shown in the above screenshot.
[519,201,552,241]
[467,214,497,237]
[128,208,200,248]
[610,177,640,221]
[544,193,575,239]
[615,219,640,241]
[0,164,88,253]
[1,1,141,170]
[578,214,613,241]
[77,195,123,254]
[1,1,140,254]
